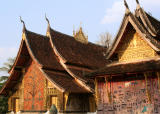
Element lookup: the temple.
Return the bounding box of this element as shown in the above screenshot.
[1,0,160,113]
[87,0,160,114]
[0,19,107,113]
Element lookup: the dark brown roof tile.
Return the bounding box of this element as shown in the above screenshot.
[49,29,107,69]
[43,69,90,93]
[25,30,64,71]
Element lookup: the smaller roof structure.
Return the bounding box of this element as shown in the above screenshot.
[106,0,160,60]
[87,0,160,78]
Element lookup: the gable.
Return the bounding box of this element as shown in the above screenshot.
[23,60,45,111]
[115,26,156,62]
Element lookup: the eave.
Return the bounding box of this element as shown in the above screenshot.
[86,57,160,78]
[135,7,158,37]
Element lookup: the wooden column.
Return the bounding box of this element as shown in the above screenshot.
[144,72,151,104]
[95,77,99,106]
[105,77,111,104]
[156,72,160,94]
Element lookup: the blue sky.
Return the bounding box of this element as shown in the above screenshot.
[0,0,160,71]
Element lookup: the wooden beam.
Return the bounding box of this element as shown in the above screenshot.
[14,66,24,72]
[15,66,24,69]
[21,55,30,58]
[11,81,21,84]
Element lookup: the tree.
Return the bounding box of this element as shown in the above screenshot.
[0,58,15,88]
[0,57,15,113]
[96,32,112,49]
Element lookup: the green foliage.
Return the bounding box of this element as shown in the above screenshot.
[0,95,8,113]
[0,57,15,113]
[0,57,15,73]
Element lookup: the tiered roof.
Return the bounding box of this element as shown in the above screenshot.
[0,20,107,95]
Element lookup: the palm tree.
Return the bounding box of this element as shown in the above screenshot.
[0,58,15,88]
[0,57,15,113]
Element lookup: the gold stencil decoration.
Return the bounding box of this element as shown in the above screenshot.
[117,32,156,62]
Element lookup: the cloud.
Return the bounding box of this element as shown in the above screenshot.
[101,0,160,24]
[101,1,125,24]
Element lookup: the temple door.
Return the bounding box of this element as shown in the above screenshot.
[14,98,19,113]
[51,96,58,108]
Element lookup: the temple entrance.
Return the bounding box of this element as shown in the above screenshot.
[50,96,58,108]
[13,98,19,113]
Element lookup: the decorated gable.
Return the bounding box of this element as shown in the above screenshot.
[115,24,157,62]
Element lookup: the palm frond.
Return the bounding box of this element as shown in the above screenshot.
[0,67,9,72]
[0,76,8,82]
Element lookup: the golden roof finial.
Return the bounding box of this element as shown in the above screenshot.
[80,22,82,27]
[73,23,88,44]
[73,25,75,36]
[79,22,83,32]
[124,0,130,15]
[20,16,26,32]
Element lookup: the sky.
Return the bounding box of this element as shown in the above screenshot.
[0,0,160,72]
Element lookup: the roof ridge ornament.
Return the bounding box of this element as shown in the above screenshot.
[136,0,141,9]
[45,14,50,27]
[73,25,75,36]
[20,16,26,32]
[124,0,130,15]
[136,0,139,4]
[45,14,51,37]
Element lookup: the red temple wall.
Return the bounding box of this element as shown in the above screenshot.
[97,78,160,114]
[23,60,45,111]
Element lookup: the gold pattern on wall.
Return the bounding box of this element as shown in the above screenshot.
[117,32,156,62]
[47,80,54,88]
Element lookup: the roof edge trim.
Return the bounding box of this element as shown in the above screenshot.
[39,68,65,92]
